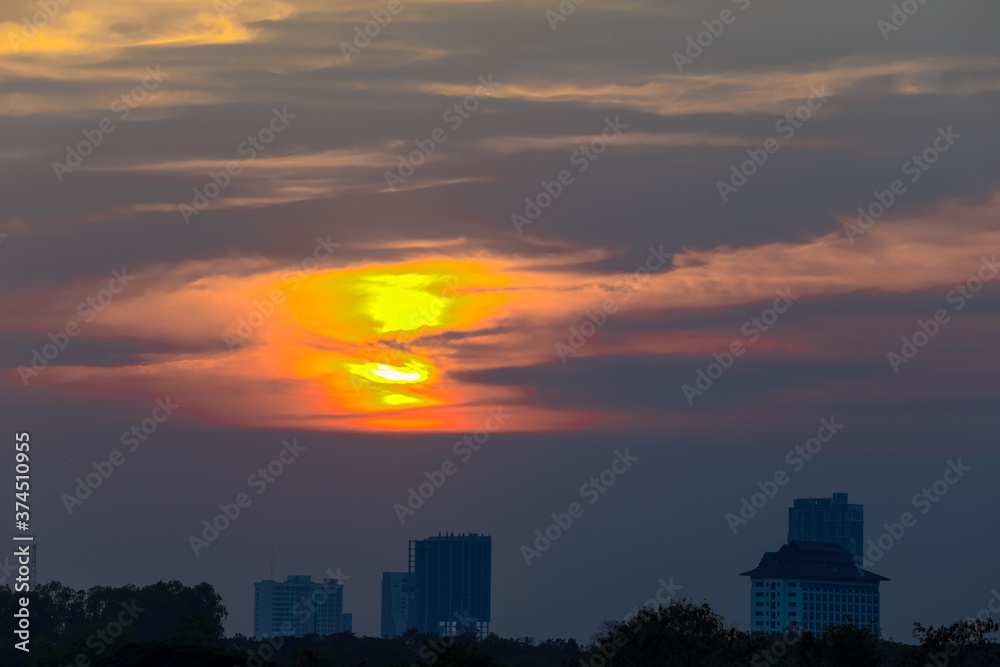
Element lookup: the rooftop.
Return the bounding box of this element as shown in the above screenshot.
[740,541,889,583]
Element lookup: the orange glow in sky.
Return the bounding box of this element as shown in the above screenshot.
[274,260,513,418]
[7,194,1000,433]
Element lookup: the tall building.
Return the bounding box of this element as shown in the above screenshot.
[788,492,864,561]
[741,541,888,635]
[381,572,413,638]
[254,574,346,640]
[409,532,491,637]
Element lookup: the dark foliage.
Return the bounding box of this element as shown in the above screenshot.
[3,583,997,667]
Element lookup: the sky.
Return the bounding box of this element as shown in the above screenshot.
[0,0,998,645]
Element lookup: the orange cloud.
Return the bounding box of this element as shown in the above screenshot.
[414,56,1000,117]
[4,193,999,432]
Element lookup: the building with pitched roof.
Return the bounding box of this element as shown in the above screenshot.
[740,541,888,634]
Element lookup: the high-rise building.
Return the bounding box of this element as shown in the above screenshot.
[253,574,346,640]
[409,532,491,637]
[788,492,864,561]
[381,571,413,637]
[740,541,888,635]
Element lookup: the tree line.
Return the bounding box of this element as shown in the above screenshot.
[1,581,997,666]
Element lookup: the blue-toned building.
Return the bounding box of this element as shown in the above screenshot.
[788,492,864,561]
[409,532,491,637]
[381,571,413,638]
[741,541,888,634]
[253,574,346,640]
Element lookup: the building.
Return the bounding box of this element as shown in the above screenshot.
[381,572,413,637]
[409,532,491,637]
[740,541,888,634]
[788,492,864,561]
[253,574,346,640]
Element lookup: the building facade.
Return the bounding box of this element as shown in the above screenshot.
[741,541,888,635]
[381,571,413,638]
[788,492,864,561]
[253,574,346,640]
[409,532,491,637]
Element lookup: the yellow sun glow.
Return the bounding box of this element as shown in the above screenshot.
[350,361,430,384]
[278,260,512,420]
[359,273,450,334]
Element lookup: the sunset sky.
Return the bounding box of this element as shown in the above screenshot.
[1,0,998,644]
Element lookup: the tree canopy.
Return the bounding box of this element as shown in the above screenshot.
[2,584,997,666]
